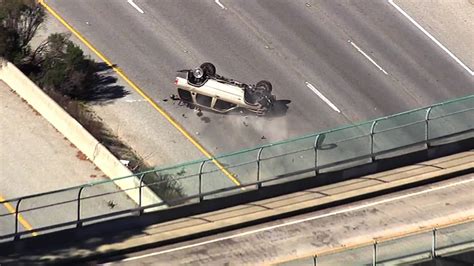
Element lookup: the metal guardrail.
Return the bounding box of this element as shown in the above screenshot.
[1,95,473,241]
[277,218,474,266]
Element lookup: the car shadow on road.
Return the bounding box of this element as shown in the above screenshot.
[268,99,291,118]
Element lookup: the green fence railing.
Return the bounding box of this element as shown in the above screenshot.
[1,95,473,241]
[276,218,474,266]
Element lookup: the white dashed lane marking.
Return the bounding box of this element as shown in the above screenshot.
[215,0,227,10]
[305,82,341,113]
[349,40,389,75]
[127,0,144,14]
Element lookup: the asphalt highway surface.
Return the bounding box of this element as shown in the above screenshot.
[42,0,473,194]
[45,0,473,149]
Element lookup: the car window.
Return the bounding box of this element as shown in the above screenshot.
[196,94,212,107]
[177,89,193,102]
[214,99,237,111]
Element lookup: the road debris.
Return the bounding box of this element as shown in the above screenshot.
[170,94,179,101]
[195,108,203,117]
[107,200,116,209]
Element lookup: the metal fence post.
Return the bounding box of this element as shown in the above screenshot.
[314,134,321,175]
[257,147,264,189]
[138,173,146,215]
[373,241,377,266]
[199,161,206,202]
[14,198,22,240]
[432,228,437,258]
[425,107,433,148]
[138,173,145,209]
[370,120,378,161]
[77,186,86,227]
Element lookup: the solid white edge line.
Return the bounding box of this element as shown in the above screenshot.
[305,82,341,113]
[349,40,389,75]
[127,0,144,14]
[123,176,474,261]
[215,0,227,10]
[388,0,473,76]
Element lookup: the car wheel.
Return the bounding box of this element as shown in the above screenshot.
[256,80,272,92]
[200,62,216,77]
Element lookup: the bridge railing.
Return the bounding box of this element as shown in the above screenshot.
[1,95,473,241]
[276,218,474,266]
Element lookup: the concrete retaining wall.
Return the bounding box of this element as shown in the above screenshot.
[0,59,164,209]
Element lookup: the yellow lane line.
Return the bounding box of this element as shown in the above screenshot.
[38,0,242,187]
[0,195,38,237]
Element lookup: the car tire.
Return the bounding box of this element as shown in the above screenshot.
[256,80,272,92]
[200,62,216,77]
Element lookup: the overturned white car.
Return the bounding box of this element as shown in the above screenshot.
[175,63,276,115]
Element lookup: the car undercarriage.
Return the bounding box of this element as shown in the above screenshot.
[177,63,276,115]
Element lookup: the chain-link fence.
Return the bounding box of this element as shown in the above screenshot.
[1,95,473,241]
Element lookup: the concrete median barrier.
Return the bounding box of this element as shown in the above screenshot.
[0,59,164,209]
